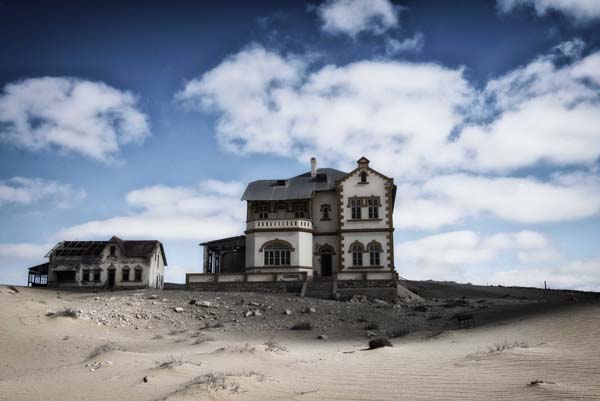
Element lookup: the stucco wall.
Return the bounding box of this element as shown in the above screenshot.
[312,191,338,233]
[246,231,313,269]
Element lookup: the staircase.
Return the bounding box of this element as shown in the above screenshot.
[303,277,334,299]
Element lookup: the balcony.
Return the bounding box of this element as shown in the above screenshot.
[246,218,313,232]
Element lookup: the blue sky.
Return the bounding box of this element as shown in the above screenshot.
[1,0,599,290]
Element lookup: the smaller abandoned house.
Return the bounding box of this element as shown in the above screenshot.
[41,236,167,289]
[27,262,49,287]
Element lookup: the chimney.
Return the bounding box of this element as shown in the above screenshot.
[310,157,317,178]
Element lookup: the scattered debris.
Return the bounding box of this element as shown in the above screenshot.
[291,321,313,330]
[317,334,328,340]
[174,307,184,313]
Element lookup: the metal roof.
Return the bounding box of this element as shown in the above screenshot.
[241,168,347,201]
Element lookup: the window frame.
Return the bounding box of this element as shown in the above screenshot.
[122,267,130,282]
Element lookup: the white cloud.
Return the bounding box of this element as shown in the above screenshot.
[0,243,52,261]
[489,258,600,292]
[178,41,600,180]
[385,33,424,55]
[0,77,150,163]
[316,0,399,37]
[497,0,600,23]
[396,230,562,283]
[177,44,474,178]
[459,44,600,172]
[0,177,86,208]
[395,172,600,230]
[53,179,245,242]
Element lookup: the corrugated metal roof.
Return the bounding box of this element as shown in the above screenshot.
[241,168,347,201]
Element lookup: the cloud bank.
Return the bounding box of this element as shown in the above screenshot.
[0,177,86,208]
[0,77,150,163]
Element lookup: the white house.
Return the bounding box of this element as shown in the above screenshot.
[201,157,396,279]
[45,236,167,289]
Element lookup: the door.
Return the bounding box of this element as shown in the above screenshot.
[108,269,115,287]
[321,254,332,277]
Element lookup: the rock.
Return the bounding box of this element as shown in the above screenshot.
[161,299,168,302]
[283,309,292,315]
[244,310,253,317]
[143,376,149,383]
[248,301,260,307]
[366,331,376,338]
[303,307,316,314]
[317,334,328,340]
[254,310,262,317]
[189,300,197,305]
[174,307,184,313]
[197,301,212,308]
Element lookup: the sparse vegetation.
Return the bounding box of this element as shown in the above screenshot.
[88,342,122,359]
[475,340,529,355]
[155,355,184,369]
[8,286,20,293]
[47,308,78,319]
[368,338,393,349]
[291,321,313,330]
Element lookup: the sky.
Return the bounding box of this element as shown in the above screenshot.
[1,0,600,290]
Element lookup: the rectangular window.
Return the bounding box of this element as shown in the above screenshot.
[56,271,75,281]
[370,252,380,266]
[135,269,142,282]
[353,252,363,266]
[82,270,90,282]
[294,203,306,219]
[122,269,129,281]
[368,199,379,219]
[351,199,362,219]
[94,270,101,282]
[264,250,291,265]
[258,204,269,219]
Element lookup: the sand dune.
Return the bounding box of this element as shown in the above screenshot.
[0,285,599,400]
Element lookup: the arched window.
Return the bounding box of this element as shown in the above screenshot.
[263,241,292,266]
[122,266,130,281]
[134,266,143,282]
[349,241,364,266]
[367,242,382,266]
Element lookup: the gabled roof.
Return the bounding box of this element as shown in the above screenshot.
[45,237,168,266]
[241,168,347,201]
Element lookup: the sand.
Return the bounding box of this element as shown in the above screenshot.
[0,284,599,401]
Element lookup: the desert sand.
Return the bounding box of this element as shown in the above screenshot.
[1,283,599,401]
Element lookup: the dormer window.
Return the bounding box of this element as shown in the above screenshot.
[360,171,368,184]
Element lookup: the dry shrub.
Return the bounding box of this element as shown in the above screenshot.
[368,338,393,349]
[47,308,77,319]
[88,342,122,359]
[155,355,184,369]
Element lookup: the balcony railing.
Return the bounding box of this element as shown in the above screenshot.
[246,218,313,231]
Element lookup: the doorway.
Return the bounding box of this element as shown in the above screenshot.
[108,269,115,287]
[321,254,332,277]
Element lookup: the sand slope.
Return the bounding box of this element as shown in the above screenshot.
[0,285,598,401]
